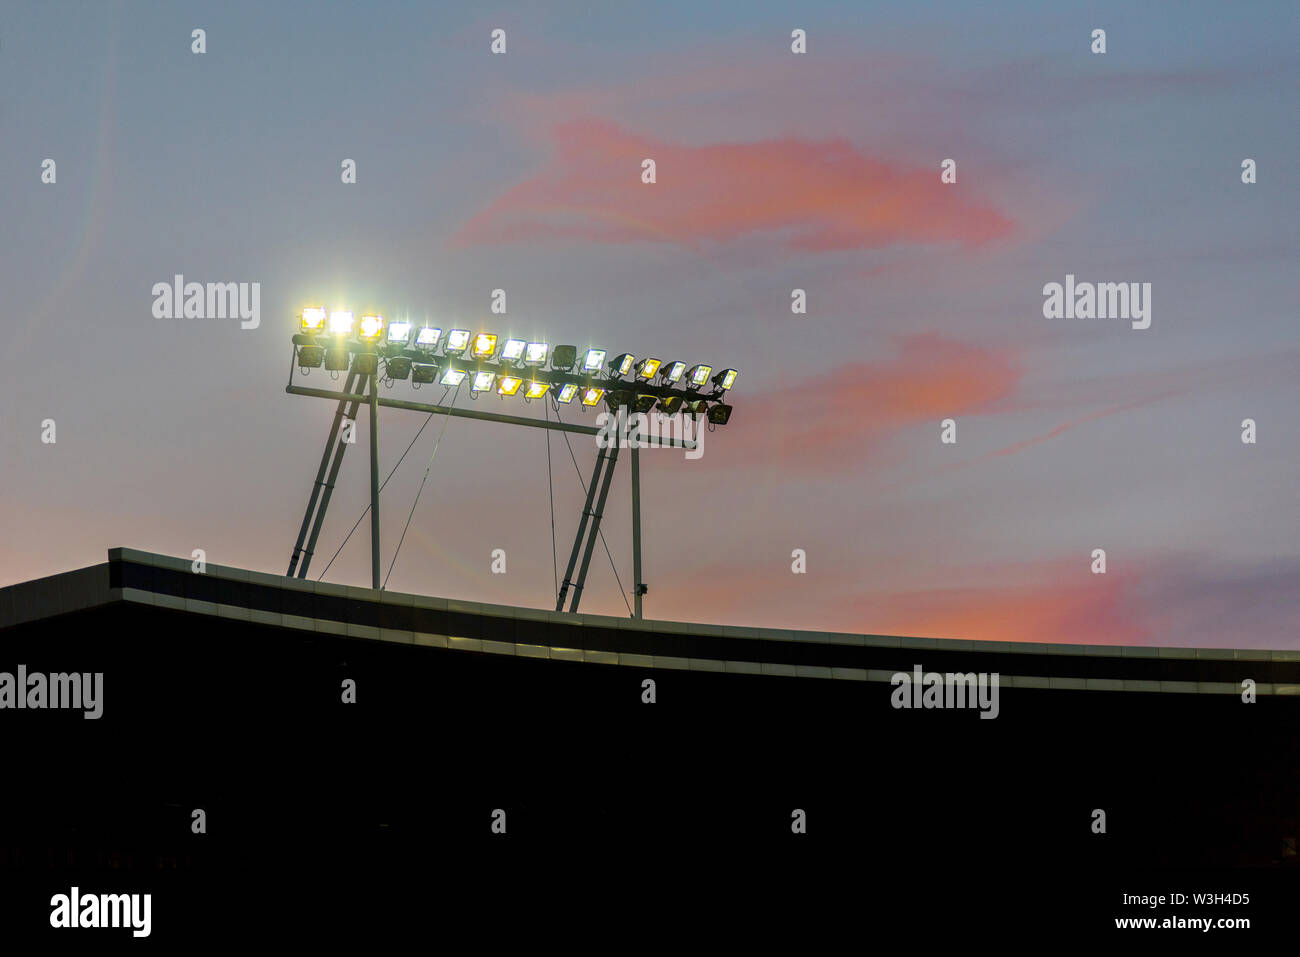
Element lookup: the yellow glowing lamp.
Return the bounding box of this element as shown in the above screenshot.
[635,358,661,380]
[359,315,385,342]
[300,307,327,333]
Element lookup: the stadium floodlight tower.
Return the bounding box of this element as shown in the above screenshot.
[283,306,737,618]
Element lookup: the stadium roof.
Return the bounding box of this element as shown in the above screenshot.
[3,547,1298,695]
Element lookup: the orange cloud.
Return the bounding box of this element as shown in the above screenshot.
[655,554,1148,647]
[453,119,1015,251]
[857,572,1149,646]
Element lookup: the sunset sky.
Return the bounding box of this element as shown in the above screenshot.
[4,1,1298,647]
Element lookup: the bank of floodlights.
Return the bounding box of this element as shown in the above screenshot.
[291,308,737,423]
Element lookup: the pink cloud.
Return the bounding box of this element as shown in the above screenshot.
[453,119,1015,251]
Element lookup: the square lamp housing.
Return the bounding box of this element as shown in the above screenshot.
[414,326,442,353]
[551,345,578,371]
[300,307,328,334]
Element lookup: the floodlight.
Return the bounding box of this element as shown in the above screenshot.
[634,358,661,380]
[297,344,324,368]
[607,389,635,410]
[551,345,578,371]
[324,347,350,371]
[472,333,498,360]
[386,356,412,380]
[660,361,686,384]
[440,368,467,387]
[686,364,712,388]
[685,399,710,416]
[358,315,385,342]
[582,349,606,373]
[445,329,471,355]
[524,381,550,399]
[411,363,437,384]
[300,307,327,334]
[525,342,549,366]
[633,394,657,413]
[327,311,355,338]
[712,368,737,391]
[352,353,379,375]
[386,320,412,346]
[657,395,684,414]
[581,387,605,407]
[497,375,523,397]
[472,371,496,393]
[556,383,579,404]
[707,403,732,425]
[500,339,527,364]
[609,353,635,377]
[414,325,442,352]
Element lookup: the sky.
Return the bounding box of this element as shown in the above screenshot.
[3,1,1298,647]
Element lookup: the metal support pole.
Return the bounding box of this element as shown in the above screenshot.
[631,442,642,619]
[368,373,381,590]
[297,384,365,579]
[556,446,607,611]
[288,369,359,576]
[289,386,604,438]
[569,443,620,613]
[286,374,700,604]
